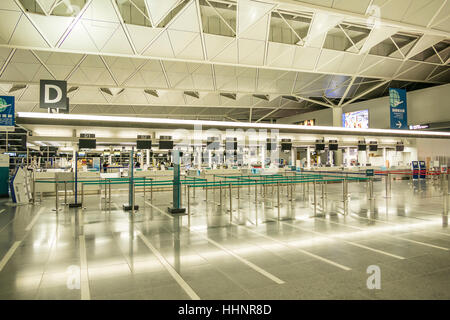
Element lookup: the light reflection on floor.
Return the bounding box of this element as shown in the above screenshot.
[0,179,448,300]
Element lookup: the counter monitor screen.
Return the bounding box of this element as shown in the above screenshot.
[281,143,292,151]
[79,138,96,149]
[396,145,404,152]
[369,145,378,151]
[358,144,367,151]
[159,140,173,150]
[329,143,338,151]
[315,143,325,151]
[266,143,277,151]
[137,140,152,150]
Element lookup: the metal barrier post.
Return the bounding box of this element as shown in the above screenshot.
[187,186,191,228]
[143,177,146,207]
[150,179,153,202]
[220,183,223,207]
[205,182,208,203]
[229,183,232,223]
[109,180,111,212]
[313,180,317,216]
[277,182,280,220]
[237,180,240,200]
[64,181,67,205]
[132,180,135,215]
[54,181,59,212]
[385,173,391,198]
[343,178,348,215]
[369,177,374,200]
[443,177,448,227]
[193,177,196,198]
[255,182,258,204]
[32,172,36,204]
[81,182,84,206]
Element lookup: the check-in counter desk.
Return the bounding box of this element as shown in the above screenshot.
[35,170,101,196]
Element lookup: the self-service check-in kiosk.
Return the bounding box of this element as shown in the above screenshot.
[419,161,426,179]
[412,161,419,180]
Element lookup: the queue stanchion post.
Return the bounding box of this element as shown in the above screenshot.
[277,182,280,221]
[187,186,191,228]
[229,183,232,224]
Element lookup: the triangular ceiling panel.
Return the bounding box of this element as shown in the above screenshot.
[60,20,98,52]
[0,1,20,11]
[167,29,198,56]
[9,15,49,48]
[238,39,265,65]
[267,42,295,68]
[359,26,399,54]
[81,20,119,51]
[168,0,200,33]
[238,0,275,35]
[126,24,162,53]
[145,0,179,26]
[36,0,56,14]
[29,13,73,47]
[102,26,134,55]
[32,65,55,81]
[177,34,204,60]
[405,34,447,59]
[204,34,235,60]
[291,46,321,70]
[1,62,41,82]
[83,0,118,23]
[0,10,22,44]
[304,12,343,48]
[239,12,270,41]
[211,39,238,64]
[143,30,174,57]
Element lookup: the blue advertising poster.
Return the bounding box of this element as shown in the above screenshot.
[389,88,408,129]
[0,96,14,129]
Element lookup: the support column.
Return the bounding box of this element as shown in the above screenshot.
[332,107,343,127]
[307,146,311,169]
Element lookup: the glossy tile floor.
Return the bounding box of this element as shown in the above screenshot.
[0,178,449,300]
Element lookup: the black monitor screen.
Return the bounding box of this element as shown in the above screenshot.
[329,144,338,151]
[315,144,325,151]
[358,144,367,151]
[266,143,277,151]
[281,143,292,151]
[137,140,152,150]
[369,145,378,151]
[396,145,404,152]
[159,140,173,149]
[79,139,96,149]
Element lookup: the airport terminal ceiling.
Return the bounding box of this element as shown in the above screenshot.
[0,0,449,122]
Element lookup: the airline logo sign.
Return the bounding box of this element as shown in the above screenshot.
[389,88,408,130]
[40,80,68,111]
[0,96,15,129]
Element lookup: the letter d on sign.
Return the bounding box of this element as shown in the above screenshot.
[366,265,381,290]
[45,84,62,104]
[39,79,68,111]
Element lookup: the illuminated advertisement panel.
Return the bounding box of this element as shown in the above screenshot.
[342,110,369,129]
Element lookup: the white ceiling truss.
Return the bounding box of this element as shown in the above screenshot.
[0,0,448,121]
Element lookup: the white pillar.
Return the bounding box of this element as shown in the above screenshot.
[197,147,201,170]
[146,149,150,166]
[291,148,295,167]
[307,146,311,169]
[332,107,343,127]
[346,147,350,167]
